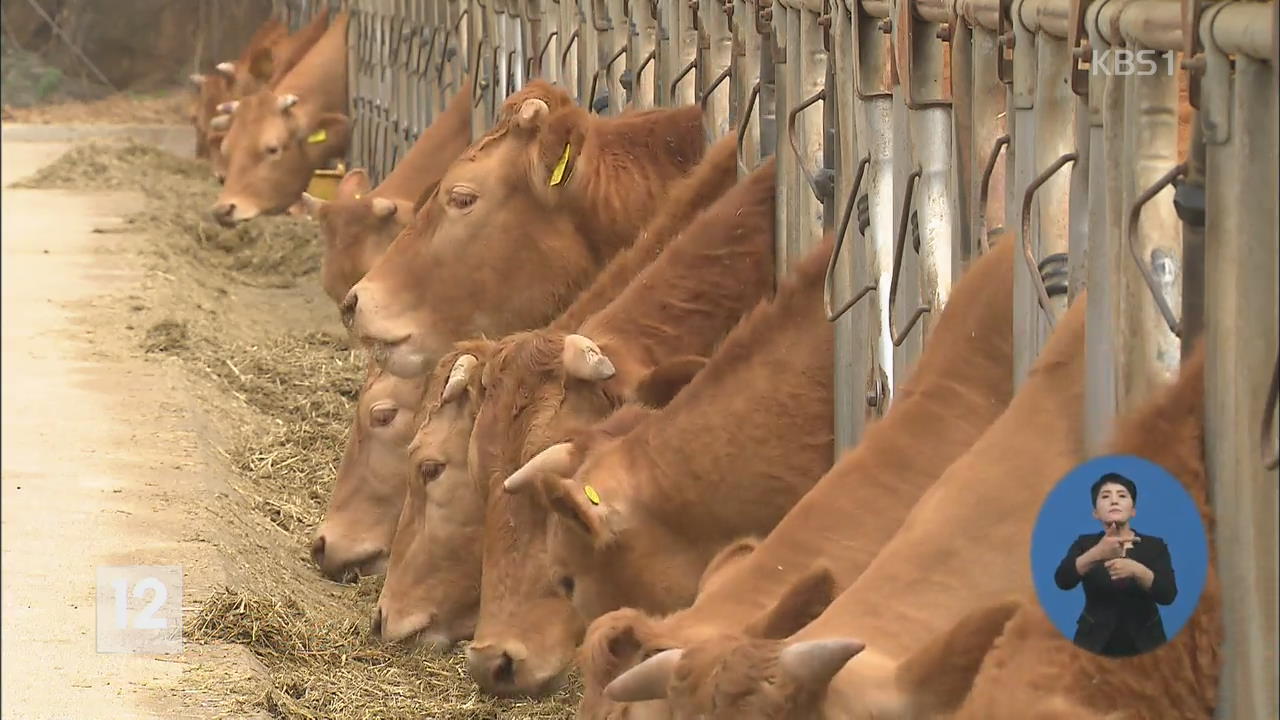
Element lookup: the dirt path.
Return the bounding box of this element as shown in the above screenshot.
[0,136,265,719]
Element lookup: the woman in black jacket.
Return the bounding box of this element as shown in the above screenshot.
[1054,472,1177,657]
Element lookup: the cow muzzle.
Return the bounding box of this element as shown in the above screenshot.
[467,640,566,698]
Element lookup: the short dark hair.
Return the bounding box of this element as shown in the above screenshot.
[1091,473,1138,507]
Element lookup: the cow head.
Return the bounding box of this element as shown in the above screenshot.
[209,90,350,226]
[607,581,1019,720]
[302,169,414,303]
[575,539,762,720]
[341,82,588,377]
[189,71,233,160]
[311,360,424,582]
[373,346,489,651]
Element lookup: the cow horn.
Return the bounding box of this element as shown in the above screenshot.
[215,61,236,77]
[778,639,865,687]
[516,98,550,127]
[277,93,300,111]
[441,354,478,404]
[188,73,205,87]
[562,334,616,381]
[503,442,575,494]
[209,114,232,132]
[369,197,398,219]
[216,100,239,115]
[299,192,326,219]
[604,648,683,702]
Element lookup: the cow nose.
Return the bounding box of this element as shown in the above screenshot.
[369,606,384,638]
[467,642,526,696]
[340,289,358,329]
[215,173,226,185]
[210,202,237,228]
[310,534,326,568]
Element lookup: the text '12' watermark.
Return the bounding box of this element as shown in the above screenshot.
[96,565,182,654]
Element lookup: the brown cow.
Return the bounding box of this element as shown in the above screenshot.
[203,11,331,178]
[370,137,744,651]
[372,344,492,647]
[189,16,287,159]
[604,296,1091,719]
[302,81,475,303]
[458,158,778,697]
[575,239,1018,720]
[209,11,350,226]
[310,360,426,581]
[484,238,836,698]
[342,84,708,378]
[954,345,1218,720]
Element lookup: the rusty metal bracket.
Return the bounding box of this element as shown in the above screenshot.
[633,48,658,100]
[977,134,1011,253]
[1179,0,1205,108]
[669,59,699,103]
[825,155,875,321]
[1264,350,1279,470]
[787,89,833,203]
[1019,152,1077,327]
[1126,163,1188,338]
[889,168,930,346]
[535,30,559,76]
[896,0,952,107]
[1067,0,1091,96]
[997,0,1015,85]
[736,80,762,176]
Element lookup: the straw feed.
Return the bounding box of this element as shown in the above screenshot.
[23,141,581,718]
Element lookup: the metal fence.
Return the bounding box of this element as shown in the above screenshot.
[280,0,1276,714]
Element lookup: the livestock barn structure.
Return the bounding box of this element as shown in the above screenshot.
[274,0,1275,713]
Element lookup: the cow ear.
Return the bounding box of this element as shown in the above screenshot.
[215,61,236,78]
[581,608,651,691]
[744,565,838,640]
[336,168,371,199]
[893,597,1022,715]
[563,334,616,381]
[633,355,707,408]
[538,474,618,546]
[531,108,586,189]
[697,537,759,595]
[301,113,351,164]
[247,46,275,83]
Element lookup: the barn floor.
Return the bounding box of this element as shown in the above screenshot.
[0,130,273,718]
[0,126,581,719]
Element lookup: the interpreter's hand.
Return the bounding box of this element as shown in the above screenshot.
[1089,522,1140,561]
[1105,557,1149,582]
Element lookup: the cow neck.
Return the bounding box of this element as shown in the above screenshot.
[548,134,742,333]
[267,10,330,89]
[273,12,349,118]
[563,105,707,269]
[374,85,473,203]
[795,297,1088,676]
[577,161,777,384]
[606,241,835,545]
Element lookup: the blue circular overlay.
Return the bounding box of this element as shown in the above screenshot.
[1030,454,1209,652]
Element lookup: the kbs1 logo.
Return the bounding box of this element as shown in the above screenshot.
[1091,49,1177,76]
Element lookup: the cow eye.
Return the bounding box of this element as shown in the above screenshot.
[265,144,282,156]
[369,403,398,427]
[447,187,478,210]
[418,460,445,484]
[557,575,575,598]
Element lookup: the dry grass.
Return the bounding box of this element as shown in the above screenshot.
[21,141,581,718]
[3,90,190,124]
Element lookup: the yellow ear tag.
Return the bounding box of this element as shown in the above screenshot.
[306,128,328,144]
[583,485,601,506]
[548,143,572,187]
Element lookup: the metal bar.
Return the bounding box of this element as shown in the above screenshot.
[977,134,1010,253]
[786,89,829,202]
[888,168,929,346]
[1265,351,1280,470]
[1019,151,1077,327]
[736,81,762,175]
[668,58,697,103]
[825,155,874,321]
[1125,163,1187,338]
